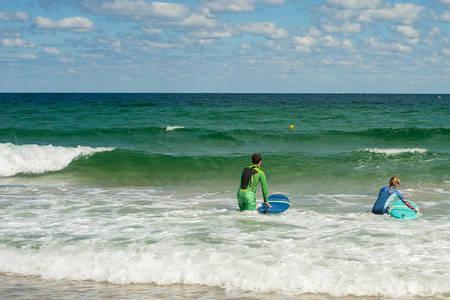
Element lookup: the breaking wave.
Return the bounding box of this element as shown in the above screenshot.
[0,143,114,177]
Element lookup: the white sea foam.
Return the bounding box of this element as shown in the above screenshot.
[361,148,428,155]
[0,143,114,177]
[434,188,450,194]
[165,125,185,132]
[0,246,444,296]
[1,219,450,298]
[0,187,449,297]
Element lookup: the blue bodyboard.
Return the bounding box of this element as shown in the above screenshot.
[388,195,419,220]
[258,194,290,214]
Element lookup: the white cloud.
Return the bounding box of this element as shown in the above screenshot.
[43,47,62,55]
[293,31,355,53]
[294,35,316,47]
[141,25,162,35]
[144,2,188,19]
[265,40,283,50]
[294,35,316,53]
[429,27,441,37]
[179,14,216,28]
[423,53,439,64]
[196,39,215,45]
[141,40,179,49]
[98,37,123,52]
[295,46,311,53]
[332,9,354,21]
[204,0,284,13]
[206,0,255,13]
[35,16,94,32]
[394,25,420,39]
[260,0,284,5]
[240,22,288,39]
[84,0,189,20]
[320,57,334,65]
[0,38,35,48]
[342,39,354,50]
[111,40,122,50]
[358,3,423,24]
[440,11,450,22]
[367,38,412,54]
[443,48,450,56]
[191,29,233,39]
[326,0,382,9]
[322,22,361,33]
[0,11,28,21]
[321,35,341,47]
[440,0,450,4]
[294,35,355,53]
[323,2,423,25]
[309,27,322,37]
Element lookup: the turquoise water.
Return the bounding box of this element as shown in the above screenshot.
[0,93,449,298]
[1,93,449,191]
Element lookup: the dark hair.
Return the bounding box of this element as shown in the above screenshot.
[252,153,262,164]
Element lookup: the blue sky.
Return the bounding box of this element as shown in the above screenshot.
[0,0,449,93]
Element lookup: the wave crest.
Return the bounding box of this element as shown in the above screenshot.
[0,143,114,177]
[165,125,185,132]
[360,148,428,155]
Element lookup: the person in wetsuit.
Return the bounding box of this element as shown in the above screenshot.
[237,153,270,211]
[372,176,418,214]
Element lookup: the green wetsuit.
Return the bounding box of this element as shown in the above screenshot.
[237,164,269,211]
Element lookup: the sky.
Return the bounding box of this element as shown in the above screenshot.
[0,0,449,93]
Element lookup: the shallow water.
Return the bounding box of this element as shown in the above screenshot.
[0,184,449,298]
[3,274,449,300]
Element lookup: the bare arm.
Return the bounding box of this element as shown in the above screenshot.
[396,190,417,212]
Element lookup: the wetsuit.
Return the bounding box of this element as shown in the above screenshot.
[237,164,268,211]
[372,186,415,214]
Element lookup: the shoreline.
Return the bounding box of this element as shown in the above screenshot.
[2,273,432,300]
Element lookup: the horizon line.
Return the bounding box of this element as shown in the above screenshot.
[1,92,449,95]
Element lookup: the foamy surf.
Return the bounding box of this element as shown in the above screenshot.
[361,148,428,155]
[165,125,185,132]
[0,218,449,298]
[0,187,449,298]
[0,247,445,297]
[0,143,114,177]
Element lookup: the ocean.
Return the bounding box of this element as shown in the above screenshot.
[0,93,449,299]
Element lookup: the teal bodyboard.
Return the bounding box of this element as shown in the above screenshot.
[388,196,419,220]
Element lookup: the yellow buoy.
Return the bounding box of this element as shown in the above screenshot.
[288,124,295,130]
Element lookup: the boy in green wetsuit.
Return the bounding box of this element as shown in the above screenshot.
[237,153,270,211]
